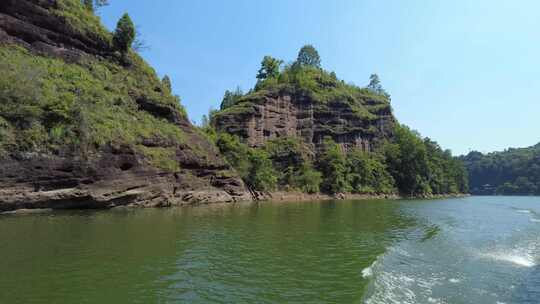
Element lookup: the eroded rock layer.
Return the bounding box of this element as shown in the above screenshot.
[213,91,395,152]
[0,0,251,211]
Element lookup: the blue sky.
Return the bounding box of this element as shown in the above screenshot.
[99,0,540,156]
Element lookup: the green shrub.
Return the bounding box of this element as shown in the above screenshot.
[317,137,351,194]
[292,164,322,193]
[247,149,278,191]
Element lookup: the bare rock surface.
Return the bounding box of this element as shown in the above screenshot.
[213,91,395,152]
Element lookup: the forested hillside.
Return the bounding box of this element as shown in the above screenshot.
[461,143,540,195]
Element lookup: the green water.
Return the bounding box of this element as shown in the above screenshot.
[1,197,540,303]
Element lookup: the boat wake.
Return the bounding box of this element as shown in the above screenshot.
[361,246,450,304]
[362,207,540,304]
[361,261,376,278]
[512,207,540,224]
[483,252,536,267]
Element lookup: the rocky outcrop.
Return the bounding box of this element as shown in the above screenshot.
[0,0,111,61]
[0,140,251,212]
[0,0,251,212]
[213,90,395,152]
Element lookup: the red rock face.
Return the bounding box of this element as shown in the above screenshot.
[214,92,395,153]
[0,0,252,211]
[0,0,111,61]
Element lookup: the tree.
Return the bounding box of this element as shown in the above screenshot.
[95,0,109,8]
[367,74,390,99]
[317,137,350,193]
[220,87,243,110]
[82,0,109,12]
[162,75,172,94]
[367,74,381,92]
[113,13,135,55]
[347,149,395,194]
[201,108,219,143]
[296,44,321,68]
[292,163,322,193]
[83,0,94,11]
[256,56,283,80]
[384,125,431,196]
[247,149,278,191]
[216,133,251,178]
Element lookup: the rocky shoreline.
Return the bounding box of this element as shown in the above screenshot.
[255,191,469,203]
[0,191,470,215]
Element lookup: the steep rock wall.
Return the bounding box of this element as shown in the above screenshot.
[0,0,251,212]
[214,91,395,152]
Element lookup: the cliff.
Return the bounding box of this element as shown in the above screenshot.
[212,70,395,153]
[208,52,468,196]
[0,0,251,212]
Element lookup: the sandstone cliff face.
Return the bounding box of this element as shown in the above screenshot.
[0,0,251,212]
[213,90,395,153]
[0,0,110,61]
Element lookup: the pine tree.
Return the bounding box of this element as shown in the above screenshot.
[113,13,135,55]
[367,74,390,99]
[162,75,172,94]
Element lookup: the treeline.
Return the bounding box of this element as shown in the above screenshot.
[212,45,391,116]
[203,125,468,196]
[461,143,540,195]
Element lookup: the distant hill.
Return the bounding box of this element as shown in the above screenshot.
[461,143,540,195]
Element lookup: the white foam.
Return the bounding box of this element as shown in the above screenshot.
[390,246,412,257]
[428,297,444,304]
[362,260,378,278]
[530,218,540,223]
[362,265,373,278]
[363,266,444,304]
[516,209,532,214]
[448,278,461,283]
[484,252,536,267]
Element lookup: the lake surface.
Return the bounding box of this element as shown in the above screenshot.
[1,196,539,303]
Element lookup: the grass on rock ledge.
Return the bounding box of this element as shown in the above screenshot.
[0,45,186,171]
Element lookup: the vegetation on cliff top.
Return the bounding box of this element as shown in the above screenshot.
[461,143,540,195]
[211,45,391,123]
[54,0,112,45]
